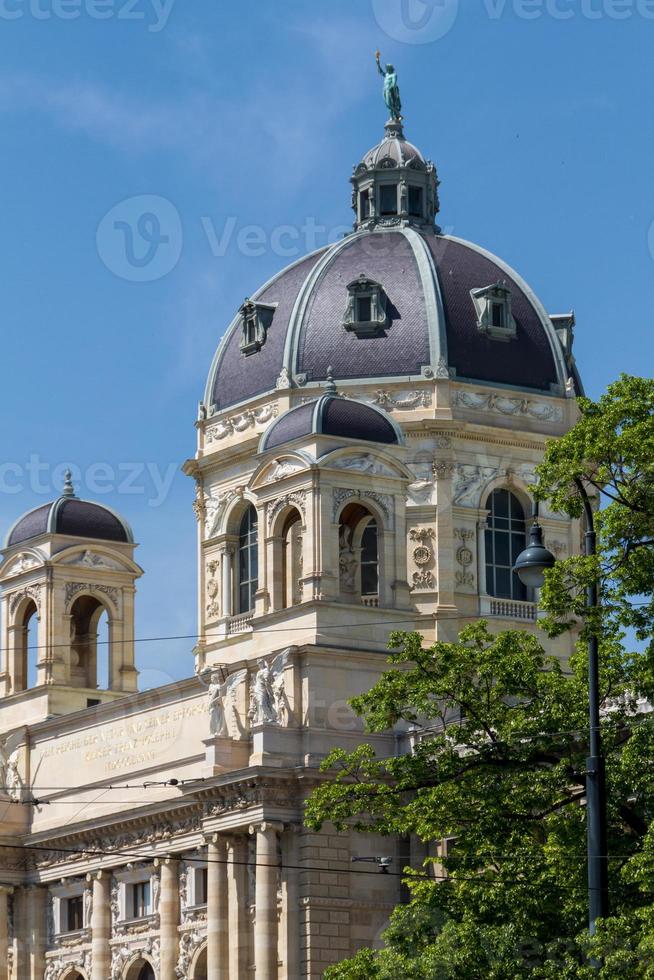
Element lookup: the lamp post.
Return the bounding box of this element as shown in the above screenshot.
[513,493,609,950]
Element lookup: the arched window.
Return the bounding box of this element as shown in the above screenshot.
[484,489,527,601]
[339,504,379,602]
[360,519,379,597]
[69,595,112,689]
[23,600,38,690]
[238,506,258,613]
[97,609,110,689]
[282,510,303,609]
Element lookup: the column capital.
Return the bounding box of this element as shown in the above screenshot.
[153,855,179,869]
[0,884,13,896]
[249,820,284,837]
[203,831,229,847]
[86,869,112,884]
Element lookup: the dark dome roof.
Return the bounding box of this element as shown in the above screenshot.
[6,484,133,548]
[259,395,401,452]
[206,229,572,414]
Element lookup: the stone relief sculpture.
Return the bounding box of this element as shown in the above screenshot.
[248,649,294,726]
[198,668,248,737]
[338,525,358,594]
[205,560,220,620]
[332,454,395,476]
[0,731,23,802]
[84,886,93,927]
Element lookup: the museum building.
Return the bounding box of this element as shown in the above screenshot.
[0,101,582,979]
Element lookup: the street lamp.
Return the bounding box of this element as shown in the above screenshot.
[513,491,608,953]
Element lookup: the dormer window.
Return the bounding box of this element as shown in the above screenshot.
[379,184,398,216]
[344,274,390,338]
[471,283,517,341]
[239,298,276,357]
[408,186,423,218]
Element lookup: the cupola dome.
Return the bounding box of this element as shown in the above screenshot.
[5,471,133,548]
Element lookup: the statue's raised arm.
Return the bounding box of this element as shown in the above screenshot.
[375,50,402,122]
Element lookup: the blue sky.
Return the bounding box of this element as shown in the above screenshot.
[1,0,652,686]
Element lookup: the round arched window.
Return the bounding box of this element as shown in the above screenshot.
[484,490,527,601]
[237,506,258,613]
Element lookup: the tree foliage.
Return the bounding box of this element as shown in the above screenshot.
[305,376,654,977]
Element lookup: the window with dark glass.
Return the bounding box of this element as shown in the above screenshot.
[359,190,370,219]
[379,184,398,216]
[238,506,258,613]
[138,966,155,980]
[491,302,505,329]
[360,521,379,596]
[485,490,527,601]
[66,895,83,931]
[195,867,208,905]
[356,295,372,322]
[131,880,151,919]
[408,186,423,217]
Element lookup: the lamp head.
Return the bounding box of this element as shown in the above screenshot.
[512,522,556,589]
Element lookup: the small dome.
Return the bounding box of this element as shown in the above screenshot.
[259,394,401,453]
[5,472,133,548]
[361,130,426,169]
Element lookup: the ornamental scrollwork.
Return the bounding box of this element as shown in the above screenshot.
[203,485,245,539]
[176,930,206,978]
[333,488,393,526]
[205,404,278,443]
[64,582,120,612]
[372,389,432,411]
[9,583,42,616]
[266,491,307,532]
[412,570,435,591]
[454,389,563,422]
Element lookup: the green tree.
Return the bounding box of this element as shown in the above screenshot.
[305,375,654,978]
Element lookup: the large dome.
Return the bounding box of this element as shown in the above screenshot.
[204,125,577,416]
[5,474,133,548]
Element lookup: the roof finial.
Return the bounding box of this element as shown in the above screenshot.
[62,469,76,498]
[325,366,337,394]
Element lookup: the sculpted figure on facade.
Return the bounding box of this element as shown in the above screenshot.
[248,649,293,726]
[0,731,23,802]
[198,668,247,737]
[338,524,358,594]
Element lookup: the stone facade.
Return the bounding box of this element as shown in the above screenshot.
[0,112,582,980]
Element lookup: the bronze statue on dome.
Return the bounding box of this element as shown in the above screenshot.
[375,50,402,122]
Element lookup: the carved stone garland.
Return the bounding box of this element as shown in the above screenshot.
[409,528,436,591]
[454,528,475,588]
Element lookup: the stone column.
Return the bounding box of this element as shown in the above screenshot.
[221,547,234,619]
[158,858,180,980]
[26,885,47,980]
[0,886,12,980]
[250,822,282,980]
[227,836,249,979]
[206,835,228,980]
[280,827,300,980]
[476,518,488,598]
[89,870,112,980]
